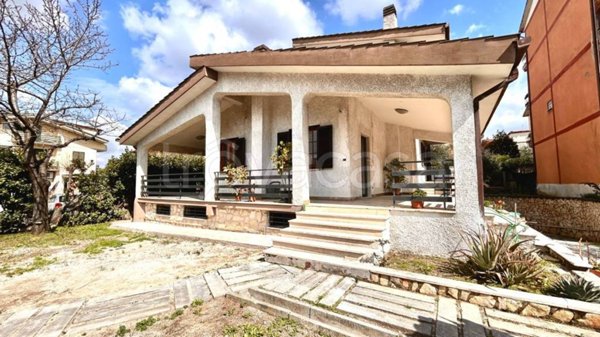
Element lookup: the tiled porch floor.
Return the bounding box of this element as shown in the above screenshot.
[312,194,455,210]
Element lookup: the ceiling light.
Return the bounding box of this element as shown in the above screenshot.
[395,108,408,114]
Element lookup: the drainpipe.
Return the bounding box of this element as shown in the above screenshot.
[472,36,531,215]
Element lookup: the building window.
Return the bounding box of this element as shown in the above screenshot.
[276,125,333,170]
[268,211,296,228]
[72,151,85,163]
[220,137,245,169]
[156,204,171,216]
[183,206,207,219]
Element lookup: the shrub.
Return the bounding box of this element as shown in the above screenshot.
[0,149,33,233]
[450,225,542,287]
[546,276,600,303]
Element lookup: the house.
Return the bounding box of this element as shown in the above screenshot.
[520,0,600,197]
[0,118,108,198]
[118,5,526,257]
[508,130,532,150]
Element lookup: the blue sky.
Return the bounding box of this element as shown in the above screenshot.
[85,0,530,166]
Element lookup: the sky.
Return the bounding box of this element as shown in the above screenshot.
[74,0,530,166]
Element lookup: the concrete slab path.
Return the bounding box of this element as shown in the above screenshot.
[111,221,273,248]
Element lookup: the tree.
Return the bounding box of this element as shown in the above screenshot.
[487,131,520,158]
[0,0,118,233]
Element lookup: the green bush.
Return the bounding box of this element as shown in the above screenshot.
[546,276,600,303]
[0,149,33,233]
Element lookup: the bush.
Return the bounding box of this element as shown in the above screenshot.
[0,149,33,233]
[450,225,542,287]
[546,276,600,303]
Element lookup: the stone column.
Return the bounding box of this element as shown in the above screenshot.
[133,145,148,221]
[204,96,221,201]
[291,93,310,205]
[450,80,482,217]
[250,96,264,170]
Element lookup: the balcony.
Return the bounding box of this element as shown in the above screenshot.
[141,172,205,198]
[215,168,292,202]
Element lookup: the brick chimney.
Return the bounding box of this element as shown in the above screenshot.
[383,4,397,29]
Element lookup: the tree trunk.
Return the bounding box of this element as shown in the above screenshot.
[27,164,50,234]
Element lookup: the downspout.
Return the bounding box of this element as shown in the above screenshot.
[472,36,531,215]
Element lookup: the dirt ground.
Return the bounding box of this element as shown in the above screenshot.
[73,297,324,337]
[0,232,262,313]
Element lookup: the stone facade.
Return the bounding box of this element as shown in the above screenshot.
[497,196,600,241]
[144,202,268,234]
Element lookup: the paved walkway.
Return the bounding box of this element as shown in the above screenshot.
[111,221,273,248]
[2,261,599,337]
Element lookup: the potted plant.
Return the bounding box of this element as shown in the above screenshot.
[271,141,292,202]
[383,158,406,194]
[411,189,427,209]
[223,164,249,201]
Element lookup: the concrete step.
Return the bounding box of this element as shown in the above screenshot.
[278,227,381,247]
[236,287,398,337]
[289,218,386,234]
[305,203,390,216]
[296,211,389,225]
[272,236,373,259]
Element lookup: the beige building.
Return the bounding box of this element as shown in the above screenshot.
[119,5,526,258]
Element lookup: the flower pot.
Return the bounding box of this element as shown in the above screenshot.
[592,269,600,278]
[235,195,242,202]
[249,195,256,202]
[411,200,424,209]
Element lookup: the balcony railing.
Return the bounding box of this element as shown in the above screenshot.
[215,168,292,202]
[141,172,205,198]
[391,160,455,209]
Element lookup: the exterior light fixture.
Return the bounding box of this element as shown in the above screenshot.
[395,108,409,114]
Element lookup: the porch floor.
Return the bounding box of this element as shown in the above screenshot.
[312,195,455,210]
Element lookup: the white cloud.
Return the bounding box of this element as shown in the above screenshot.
[325,0,423,25]
[484,67,530,137]
[465,23,486,36]
[448,4,464,15]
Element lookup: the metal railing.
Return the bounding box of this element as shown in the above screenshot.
[215,168,292,202]
[141,172,205,198]
[391,160,455,209]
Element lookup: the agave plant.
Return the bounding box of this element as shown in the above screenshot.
[546,276,600,303]
[450,225,542,287]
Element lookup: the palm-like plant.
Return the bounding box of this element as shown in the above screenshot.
[546,276,600,303]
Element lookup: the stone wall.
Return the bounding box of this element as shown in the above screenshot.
[143,202,268,234]
[497,196,600,242]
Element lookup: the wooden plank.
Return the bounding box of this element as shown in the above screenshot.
[344,293,433,322]
[288,272,329,298]
[319,276,355,307]
[8,308,56,337]
[461,302,486,337]
[204,271,229,298]
[173,279,191,309]
[435,297,459,337]
[218,261,271,276]
[272,269,316,294]
[351,286,436,312]
[356,281,436,304]
[302,274,343,303]
[36,301,84,337]
[188,276,211,301]
[220,264,280,282]
[0,308,40,337]
[337,301,432,336]
[487,317,568,337]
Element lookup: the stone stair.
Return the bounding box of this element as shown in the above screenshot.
[266,203,390,263]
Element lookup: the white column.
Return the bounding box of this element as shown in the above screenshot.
[204,96,221,201]
[250,96,264,170]
[291,93,310,205]
[133,145,148,221]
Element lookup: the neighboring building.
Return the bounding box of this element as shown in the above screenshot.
[119,5,525,257]
[508,130,532,150]
[0,119,108,198]
[521,0,600,197]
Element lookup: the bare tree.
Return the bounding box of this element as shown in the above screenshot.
[0,0,119,233]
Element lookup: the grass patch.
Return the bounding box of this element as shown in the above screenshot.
[1,256,57,277]
[169,309,184,320]
[223,317,301,337]
[135,316,158,332]
[80,239,126,255]
[383,251,448,276]
[115,325,130,337]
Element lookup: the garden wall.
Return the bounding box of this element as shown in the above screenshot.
[496,196,600,242]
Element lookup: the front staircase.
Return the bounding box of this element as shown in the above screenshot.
[265,204,390,264]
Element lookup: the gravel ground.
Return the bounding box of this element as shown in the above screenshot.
[0,236,262,313]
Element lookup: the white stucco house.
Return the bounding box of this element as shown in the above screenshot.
[119,5,527,258]
[0,119,108,199]
[508,130,532,150]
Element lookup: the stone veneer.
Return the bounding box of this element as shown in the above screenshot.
[496,196,600,242]
[144,202,269,234]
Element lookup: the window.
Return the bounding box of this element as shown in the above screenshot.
[220,137,245,169]
[276,125,333,170]
[72,151,85,163]
[156,204,171,216]
[183,206,207,219]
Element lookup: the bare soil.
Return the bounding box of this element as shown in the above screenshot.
[74,297,324,337]
[0,233,262,312]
